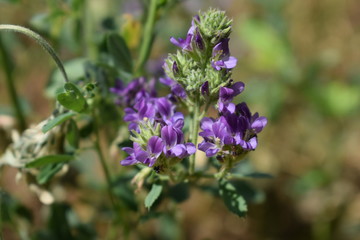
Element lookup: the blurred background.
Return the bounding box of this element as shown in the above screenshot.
[1,0,360,239]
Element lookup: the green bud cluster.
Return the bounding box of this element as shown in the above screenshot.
[197,8,232,44]
[129,120,161,148]
[164,8,235,105]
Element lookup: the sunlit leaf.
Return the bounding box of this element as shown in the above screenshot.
[218,178,247,217]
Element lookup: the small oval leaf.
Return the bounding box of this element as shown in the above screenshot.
[144,183,163,210]
[57,82,87,112]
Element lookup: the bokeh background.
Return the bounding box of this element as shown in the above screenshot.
[1,0,360,239]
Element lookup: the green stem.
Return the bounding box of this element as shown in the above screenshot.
[0,37,27,131]
[135,0,157,75]
[93,110,117,212]
[0,24,69,83]
[189,97,201,175]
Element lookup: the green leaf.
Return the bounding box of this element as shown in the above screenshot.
[144,183,163,210]
[107,33,133,73]
[26,155,73,168]
[37,163,65,184]
[218,178,247,217]
[66,119,79,149]
[57,82,87,112]
[42,111,76,133]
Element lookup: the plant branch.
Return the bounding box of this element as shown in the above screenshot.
[189,96,201,175]
[135,0,157,75]
[0,24,69,83]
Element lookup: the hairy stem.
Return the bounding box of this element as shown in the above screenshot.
[135,0,157,75]
[0,37,27,131]
[189,96,201,175]
[0,24,69,83]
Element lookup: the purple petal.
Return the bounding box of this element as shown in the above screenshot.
[156,97,173,118]
[148,136,164,155]
[219,87,235,102]
[135,149,148,162]
[224,56,237,69]
[200,117,215,131]
[185,143,196,155]
[170,144,187,158]
[201,81,209,96]
[159,77,174,86]
[122,147,134,154]
[212,38,230,57]
[231,81,245,96]
[168,112,184,129]
[198,142,220,157]
[120,156,138,166]
[171,84,187,98]
[236,102,252,120]
[251,116,267,133]
[161,126,178,148]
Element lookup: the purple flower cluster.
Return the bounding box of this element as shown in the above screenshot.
[198,82,267,158]
[117,78,195,168]
[110,77,156,107]
[169,16,236,72]
[170,16,203,52]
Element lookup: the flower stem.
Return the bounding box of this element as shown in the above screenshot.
[93,110,118,213]
[189,96,201,175]
[0,37,27,132]
[0,24,69,83]
[135,0,157,75]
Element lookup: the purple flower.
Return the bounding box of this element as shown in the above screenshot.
[198,117,232,157]
[211,38,237,71]
[199,98,267,157]
[160,77,187,99]
[120,136,164,167]
[170,15,202,51]
[155,97,176,120]
[219,81,245,102]
[120,142,147,166]
[170,25,195,51]
[110,77,156,107]
[235,102,267,134]
[161,126,196,158]
[124,98,156,131]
